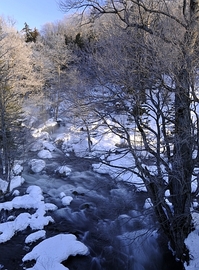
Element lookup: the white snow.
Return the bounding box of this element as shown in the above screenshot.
[10,176,25,191]
[30,140,44,152]
[185,212,199,270]
[59,192,73,206]
[43,141,56,151]
[61,196,73,206]
[0,185,56,243]
[144,198,153,209]
[25,230,46,244]
[0,176,25,194]
[37,149,52,159]
[28,159,46,173]
[22,234,89,270]
[12,164,23,175]
[56,165,71,176]
[1,104,199,269]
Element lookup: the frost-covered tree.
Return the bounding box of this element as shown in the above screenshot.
[40,22,74,120]
[0,19,43,192]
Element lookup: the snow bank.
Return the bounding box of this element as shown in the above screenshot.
[22,234,89,270]
[92,152,146,191]
[185,212,199,270]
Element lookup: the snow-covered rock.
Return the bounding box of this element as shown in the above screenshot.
[0,179,8,194]
[25,230,46,244]
[59,192,73,206]
[32,130,50,140]
[22,234,89,270]
[30,141,44,152]
[10,176,25,191]
[0,176,25,194]
[55,166,71,177]
[43,141,56,151]
[54,133,67,143]
[37,149,52,159]
[144,198,153,209]
[62,196,73,206]
[12,164,23,176]
[29,159,46,173]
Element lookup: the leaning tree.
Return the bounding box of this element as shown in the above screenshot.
[59,0,199,263]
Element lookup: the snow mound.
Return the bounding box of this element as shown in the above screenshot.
[25,230,46,244]
[59,192,73,206]
[55,166,71,176]
[22,234,89,270]
[29,159,46,173]
[0,176,25,194]
[37,149,52,159]
[12,164,23,176]
[30,140,44,152]
[43,141,56,151]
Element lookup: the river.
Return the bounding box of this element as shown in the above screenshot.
[0,120,185,269]
[0,151,184,270]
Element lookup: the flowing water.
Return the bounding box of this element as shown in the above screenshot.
[0,153,184,270]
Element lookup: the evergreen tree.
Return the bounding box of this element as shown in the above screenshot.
[22,22,39,42]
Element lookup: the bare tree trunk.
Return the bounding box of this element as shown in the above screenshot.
[83,119,92,152]
[169,68,193,260]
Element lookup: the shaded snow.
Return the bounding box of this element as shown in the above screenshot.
[25,230,46,244]
[0,185,56,243]
[55,165,71,176]
[37,149,52,159]
[28,159,46,173]
[185,212,199,270]
[0,176,25,194]
[22,234,89,270]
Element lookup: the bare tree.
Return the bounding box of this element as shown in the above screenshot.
[59,0,199,263]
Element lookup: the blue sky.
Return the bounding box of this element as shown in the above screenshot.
[0,0,66,31]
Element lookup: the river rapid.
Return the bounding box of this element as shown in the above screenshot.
[0,152,184,270]
[0,118,185,270]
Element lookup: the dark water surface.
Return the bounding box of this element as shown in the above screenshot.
[0,154,184,270]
